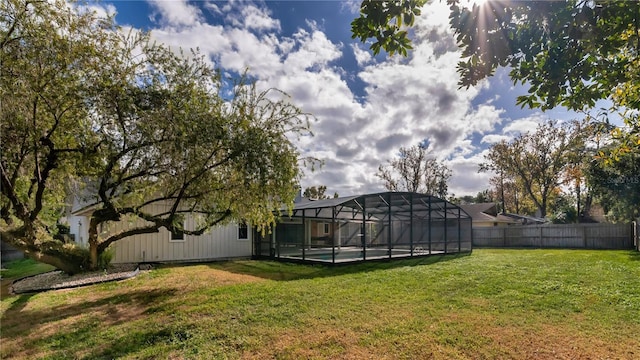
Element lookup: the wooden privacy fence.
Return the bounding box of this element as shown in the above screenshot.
[473,223,634,250]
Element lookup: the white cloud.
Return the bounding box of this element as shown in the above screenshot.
[481,134,510,144]
[228,4,281,31]
[480,134,509,144]
[147,0,202,27]
[351,44,373,67]
[447,152,493,196]
[465,104,504,134]
[141,0,515,197]
[341,0,362,14]
[78,3,116,19]
[285,29,342,71]
[503,114,545,135]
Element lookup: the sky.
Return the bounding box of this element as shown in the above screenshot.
[91,0,586,198]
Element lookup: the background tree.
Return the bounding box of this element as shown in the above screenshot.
[488,175,537,216]
[377,145,451,198]
[352,0,639,160]
[303,186,338,200]
[587,146,640,222]
[480,120,586,218]
[549,194,579,224]
[0,0,310,273]
[451,189,494,205]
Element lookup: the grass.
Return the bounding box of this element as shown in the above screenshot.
[1,249,639,359]
[1,258,57,299]
[1,258,56,280]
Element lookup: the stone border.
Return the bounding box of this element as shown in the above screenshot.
[10,264,141,294]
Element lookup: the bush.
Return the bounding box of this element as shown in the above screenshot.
[98,247,114,270]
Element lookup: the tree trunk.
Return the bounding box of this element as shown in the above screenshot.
[89,242,99,270]
[25,250,83,274]
[88,217,100,270]
[1,227,88,274]
[576,182,581,223]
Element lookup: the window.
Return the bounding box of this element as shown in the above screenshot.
[170,228,184,241]
[323,223,330,235]
[238,221,248,240]
[170,221,185,242]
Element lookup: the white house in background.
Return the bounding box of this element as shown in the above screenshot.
[459,203,546,228]
[64,195,252,264]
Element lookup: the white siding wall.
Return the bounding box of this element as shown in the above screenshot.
[110,219,252,263]
[68,215,90,247]
[69,202,252,263]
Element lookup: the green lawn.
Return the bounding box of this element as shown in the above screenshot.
[1,249,639,359]
[1,258,56,280]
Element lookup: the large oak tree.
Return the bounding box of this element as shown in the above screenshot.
[1,0,310,273]
[479,120,586,218]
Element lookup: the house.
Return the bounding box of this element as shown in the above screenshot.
[459,203,544,227]
[65,195,252,264]
[65,191,473,265]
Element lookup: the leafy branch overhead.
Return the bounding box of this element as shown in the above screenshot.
[351,0,639,158]
[351,0,427,56]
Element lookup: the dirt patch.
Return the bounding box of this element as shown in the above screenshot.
[1,278,14,298]
[242,326,381,360]
[481,322,638,359]
[155,264,267,290]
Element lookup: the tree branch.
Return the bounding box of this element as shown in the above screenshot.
[30,136,58,221]
[97,226,161,253]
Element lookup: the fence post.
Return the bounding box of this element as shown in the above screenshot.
[582,225,587,249]
[631,221,640,251]
[502,227,506,247]
[539,226,543,248]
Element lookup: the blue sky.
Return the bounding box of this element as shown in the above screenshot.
[91,0,585,197]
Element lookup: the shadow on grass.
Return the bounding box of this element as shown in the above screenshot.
[88,326,198,359]
[629,250,640,261]
[1,288,177,340]
[205,251,472,281]
[42,321,198,360]
[2,292,34,314]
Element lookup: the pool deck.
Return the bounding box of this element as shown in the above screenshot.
[276,247,450,264]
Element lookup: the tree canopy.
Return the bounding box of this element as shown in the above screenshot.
[479,120,586,218]
[377,145,451,198]
[351,0,426,56]
[303,186,338,200]
[0,0,311,272]
[587,145,640,222]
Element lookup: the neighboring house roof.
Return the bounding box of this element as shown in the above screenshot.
[502,213,546,225]
[459,203,520,225]
[459,203,548,225]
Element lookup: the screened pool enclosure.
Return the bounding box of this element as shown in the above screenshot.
[253,192,472,264]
